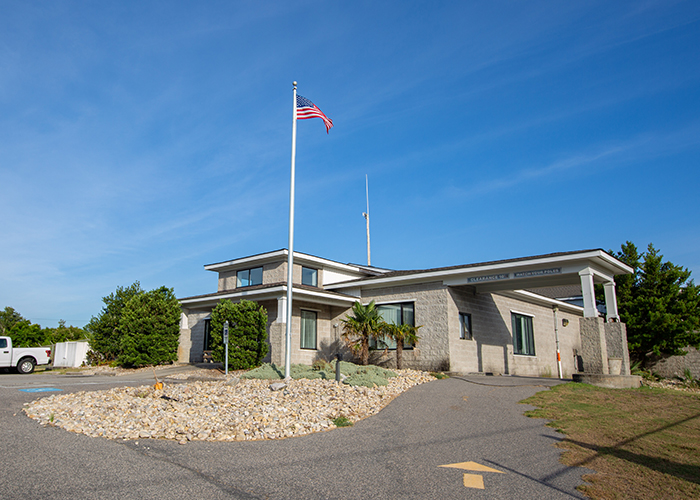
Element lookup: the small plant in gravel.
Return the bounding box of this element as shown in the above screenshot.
[681,368,700,389]
[332,416,353,427]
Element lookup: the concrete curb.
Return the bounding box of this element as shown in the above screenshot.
[572,373,642,388]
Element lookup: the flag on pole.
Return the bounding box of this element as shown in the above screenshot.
[296,95,333,133]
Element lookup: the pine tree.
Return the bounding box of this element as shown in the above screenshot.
[613,242,700,362]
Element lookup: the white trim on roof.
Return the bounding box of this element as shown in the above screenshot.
[327,250,632,290]
[179,284,358,308]
[204,249,382,276]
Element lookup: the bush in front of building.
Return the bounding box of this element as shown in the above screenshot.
[209,299,268,370]
[86,282,180,367]
[117,286,181,367]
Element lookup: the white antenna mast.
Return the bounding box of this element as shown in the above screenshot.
[362,174,371,266]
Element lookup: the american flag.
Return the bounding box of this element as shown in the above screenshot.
[296,95,333,133]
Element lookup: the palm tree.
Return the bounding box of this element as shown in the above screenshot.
[341,301,383,365]
[381,323,421,370]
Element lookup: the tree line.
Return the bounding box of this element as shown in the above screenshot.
[0,307,86,347]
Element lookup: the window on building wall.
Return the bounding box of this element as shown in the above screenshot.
[374,302,415,350]
[459,313,472,340]
[203,319,212,351]
[236,267,263,287]
[301,267,318,287]
[512,312,535,356]
[300,310,317,349]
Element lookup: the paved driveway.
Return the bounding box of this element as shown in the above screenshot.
[0,370,590,499]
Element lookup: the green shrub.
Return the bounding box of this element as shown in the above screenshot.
[240,363,284,380]
[210,300,268,370]
[116,286,181,368]
[87,282,144,361]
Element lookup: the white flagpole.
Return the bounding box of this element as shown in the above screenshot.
[363,174,371,266]
[284,82,298,380]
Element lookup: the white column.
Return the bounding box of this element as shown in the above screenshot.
[179,311,189,329]
[603,281,620,321]
[276,296,287,324]
[579,268,599,318]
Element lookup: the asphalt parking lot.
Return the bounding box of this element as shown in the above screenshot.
[0,369,591,499]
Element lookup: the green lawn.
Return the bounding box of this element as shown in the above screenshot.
[523,383,700,499]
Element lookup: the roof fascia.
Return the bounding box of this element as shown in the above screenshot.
[204,249,371,276]
[327,249,632,290]
[180,285,357,308]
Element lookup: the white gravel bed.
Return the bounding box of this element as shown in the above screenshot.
[23,370,435,444]
[642,378,700,393]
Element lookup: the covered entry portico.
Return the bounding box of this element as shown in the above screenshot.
[438,249,631,321]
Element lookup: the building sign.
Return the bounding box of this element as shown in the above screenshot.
[466,273,510,283]
[514,267,562,278]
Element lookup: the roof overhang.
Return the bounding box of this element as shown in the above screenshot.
[180,285,358,309]
[204,249,385,277]
[327,249,633,293]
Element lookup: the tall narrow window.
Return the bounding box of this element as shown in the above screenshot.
[236,267,263,287]
[301,267,318,287]
[459,313,472,340]
[203,319,212,350]
[300,310,317,350]
[512,313,535,356]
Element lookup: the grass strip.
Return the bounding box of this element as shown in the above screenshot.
[522,383,700,500]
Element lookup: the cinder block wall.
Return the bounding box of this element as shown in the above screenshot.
[179,310,211,363]
[361,281,450,371]
[447,290,582,377]
[648,346,700,379]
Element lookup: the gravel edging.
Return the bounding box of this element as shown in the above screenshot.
[23,370,436,444]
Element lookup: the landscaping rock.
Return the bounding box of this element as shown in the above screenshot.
[23,369,435,442]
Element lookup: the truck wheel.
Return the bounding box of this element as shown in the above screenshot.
[17,357,36,374]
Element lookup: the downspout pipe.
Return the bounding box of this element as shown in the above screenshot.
[552,306,563,379]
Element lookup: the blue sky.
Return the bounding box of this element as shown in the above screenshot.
[2,0,699,328]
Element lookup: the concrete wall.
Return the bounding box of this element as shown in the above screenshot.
[447,289,582,377]
[178,309,211,363]
[647,346,700,379]
[361,281,450,371]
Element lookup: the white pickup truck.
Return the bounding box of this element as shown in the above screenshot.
[0,336,52,374]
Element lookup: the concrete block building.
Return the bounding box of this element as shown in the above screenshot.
[178,248,633,377]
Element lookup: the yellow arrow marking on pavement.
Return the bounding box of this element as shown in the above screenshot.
[439,461,505,490]
[463,473,485,489]
[439,461,505,473]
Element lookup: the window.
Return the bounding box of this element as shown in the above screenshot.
[374,302,415,349]
[0,338,6,348]
[512,313,535,356]
[459,313,472,340]
[203,319,213,350]
[236,267,263,287]
[300,310,317,349]
[301,267,318,287]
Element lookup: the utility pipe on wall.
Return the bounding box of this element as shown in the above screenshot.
[552,306,563,379]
